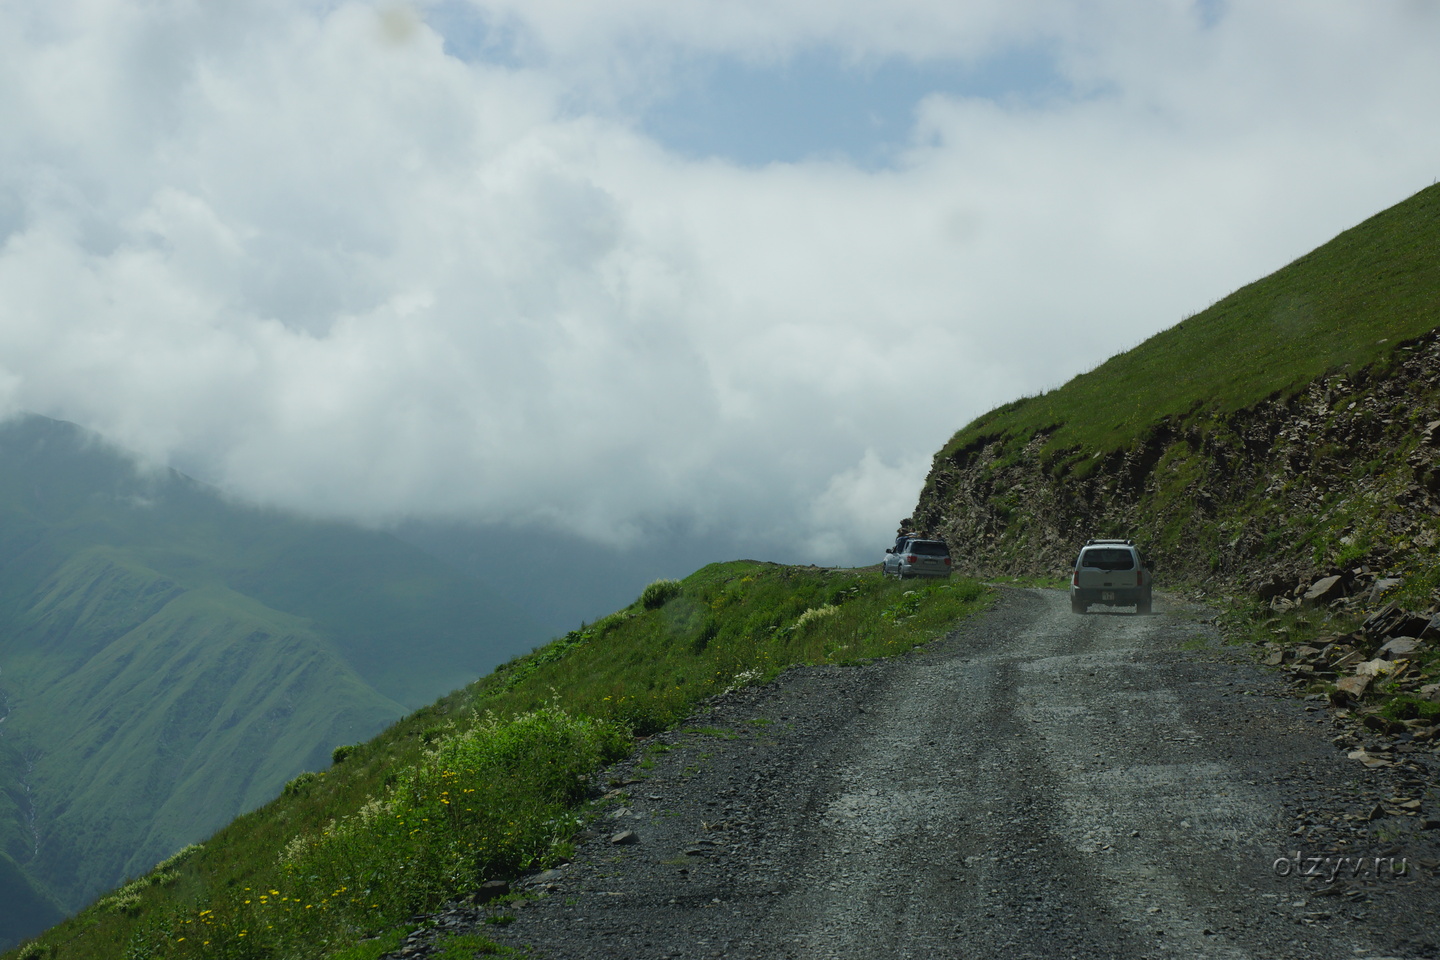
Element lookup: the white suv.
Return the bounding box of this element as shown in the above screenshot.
[1070,540,1152,614]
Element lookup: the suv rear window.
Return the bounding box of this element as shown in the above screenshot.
[907,541,950,556]
[1079,548,1135,571]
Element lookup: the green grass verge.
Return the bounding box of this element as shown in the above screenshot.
[8,562,990,960]
[431,932,510,958]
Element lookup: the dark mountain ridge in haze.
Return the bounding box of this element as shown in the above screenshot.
[0,414,546,946]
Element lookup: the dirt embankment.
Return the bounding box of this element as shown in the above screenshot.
[911,330,1440,603]
[386,591,1440,960]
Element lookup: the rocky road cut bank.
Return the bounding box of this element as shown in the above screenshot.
[417,590,1440,959]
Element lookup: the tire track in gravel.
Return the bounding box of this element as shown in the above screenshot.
[449,587,1440,960]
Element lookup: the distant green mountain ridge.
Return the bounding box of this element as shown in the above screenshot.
[912,182,1440,602]
[0,415,546,947]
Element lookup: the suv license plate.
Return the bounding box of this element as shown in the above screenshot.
[1101,591,1115,601]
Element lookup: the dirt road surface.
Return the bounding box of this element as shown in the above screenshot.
[427,588,1439,959]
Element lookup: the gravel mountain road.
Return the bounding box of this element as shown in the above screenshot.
[424,588,1439,959]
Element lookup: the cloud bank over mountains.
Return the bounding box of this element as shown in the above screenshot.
[1,1,1437,563]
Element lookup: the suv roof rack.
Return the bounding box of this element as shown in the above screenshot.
[1085,539,1134,546]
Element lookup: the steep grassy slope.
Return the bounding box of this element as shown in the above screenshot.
[0,416,546,945]
[6,562,990,960]
[937,182,1440,476]
[913,182,1440,603]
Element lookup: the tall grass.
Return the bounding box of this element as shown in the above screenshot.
[10,562,990,960]
[96,707,628,960]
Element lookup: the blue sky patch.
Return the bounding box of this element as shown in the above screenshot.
[637,45,1067,169]
[426,0,526,68]
[1195,0,1226,29]
[423,2,1068,169]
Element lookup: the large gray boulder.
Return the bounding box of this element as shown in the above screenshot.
[1302,575,1346,607]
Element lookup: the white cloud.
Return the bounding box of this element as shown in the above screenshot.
[804,448,931,562]
[0,1,1438,565]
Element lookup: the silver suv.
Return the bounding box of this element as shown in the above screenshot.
[883,538,952,579]
[1070,539,1151,614]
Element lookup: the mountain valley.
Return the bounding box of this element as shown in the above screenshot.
[0,416,546,946]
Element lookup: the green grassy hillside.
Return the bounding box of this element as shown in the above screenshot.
[0,415,548,946]
[938,182,1440,476]
[6,562,990,960]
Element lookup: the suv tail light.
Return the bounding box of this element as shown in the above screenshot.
[944,557,952,566]
[905,554,917,563]
[1072,569,1079,586]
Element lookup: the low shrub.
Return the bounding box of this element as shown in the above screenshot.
[640,579,683,610]
[1379,693,1440,723]
[282,771,323,797]
[791,605,838,632]
[152,845,203,873]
